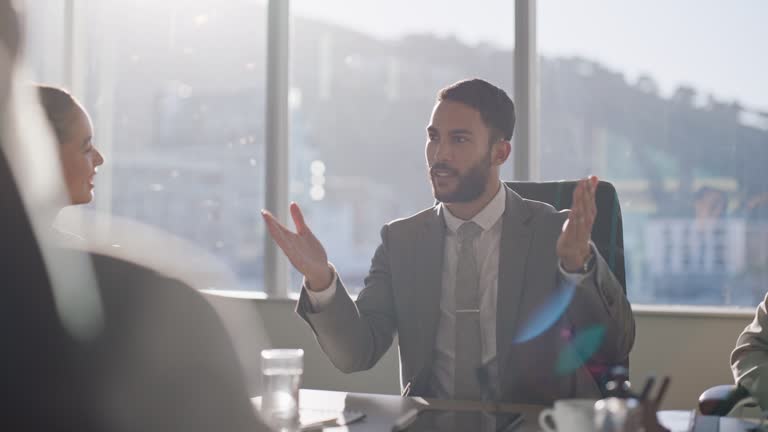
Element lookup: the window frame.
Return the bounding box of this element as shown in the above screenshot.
[59,0,759,310]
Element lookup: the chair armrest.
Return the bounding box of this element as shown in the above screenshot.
[698,384,751,416]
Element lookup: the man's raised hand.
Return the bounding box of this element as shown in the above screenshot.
[261,202,333,291]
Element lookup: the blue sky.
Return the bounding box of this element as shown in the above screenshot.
[292,0,767,111]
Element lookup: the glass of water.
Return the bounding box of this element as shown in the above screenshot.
[261,349,304,431]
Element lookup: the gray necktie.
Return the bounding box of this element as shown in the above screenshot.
[454,221,483,400]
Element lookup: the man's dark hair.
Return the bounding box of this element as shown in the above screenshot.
[437,78,516,142]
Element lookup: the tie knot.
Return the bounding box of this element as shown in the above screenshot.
[457,221,482,244]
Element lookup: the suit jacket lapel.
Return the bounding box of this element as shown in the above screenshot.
[496,186,533,381]
[414,205,446,390]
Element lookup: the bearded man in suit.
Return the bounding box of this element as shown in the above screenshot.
[263,78,635,404]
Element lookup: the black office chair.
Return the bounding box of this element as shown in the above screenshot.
[505,180,629,386]
[698,384,755,416]
[504,180,626,294]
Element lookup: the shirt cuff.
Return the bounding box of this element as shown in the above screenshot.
[303,264,338,311]
[558,243,597,285]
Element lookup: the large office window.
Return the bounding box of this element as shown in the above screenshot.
[23,2,67,83]
[25,0,268,291]
[539,0,768,306]
[23,1,767,305]
[287,0,515,293]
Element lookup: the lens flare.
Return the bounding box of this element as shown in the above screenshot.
[556,325,606,375]
[513,280,576,344]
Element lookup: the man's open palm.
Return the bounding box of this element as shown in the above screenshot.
[262,203,332,290]
[556,176,598,271]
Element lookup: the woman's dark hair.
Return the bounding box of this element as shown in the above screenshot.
[35,85,80,144]
[437,78,516,143]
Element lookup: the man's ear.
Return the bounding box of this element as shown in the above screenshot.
[492,139,511,166]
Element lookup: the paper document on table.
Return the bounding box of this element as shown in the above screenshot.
[299,408,365,431]
[688,411,763,432]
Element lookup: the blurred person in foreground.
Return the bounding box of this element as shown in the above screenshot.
[0,1,271,430]
[263,78,635,404]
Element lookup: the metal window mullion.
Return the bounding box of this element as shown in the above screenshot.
[63,0,74,89]
[62,0,91,235]
[264,0,291,297]
[92,1,115,235]
[514,0,539,181]
[63,0,86,100]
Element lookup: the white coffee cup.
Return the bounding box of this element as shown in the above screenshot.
[538,399,596,432]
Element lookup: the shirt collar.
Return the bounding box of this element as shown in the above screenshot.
[442,182,506,234]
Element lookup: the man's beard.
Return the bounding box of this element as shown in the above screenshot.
[430,151,492,203]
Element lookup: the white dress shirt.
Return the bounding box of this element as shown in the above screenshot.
[305,182,591,398]
[428,183,507,398]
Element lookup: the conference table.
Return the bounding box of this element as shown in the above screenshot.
[252,389,762,431]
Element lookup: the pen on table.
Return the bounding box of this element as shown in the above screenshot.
[498,414,525,432]
[391,407,419,432]
[401,381,412,397]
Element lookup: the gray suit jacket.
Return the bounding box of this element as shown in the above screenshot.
[731,293,768,409]
[297,185,635,404]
